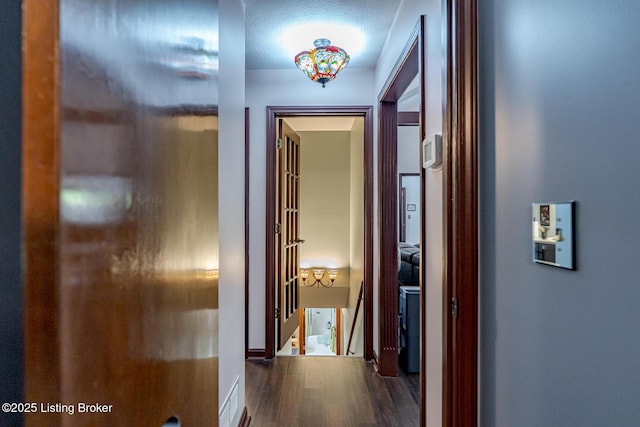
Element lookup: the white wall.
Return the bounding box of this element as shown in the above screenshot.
[479,1,640,426]
[375,1,443,425]
[308,308,334,336]
[398,126,421,245]
[218,0,245,425]
[398,126,421,174]
[299,131,351,275]
[246,68,375,350]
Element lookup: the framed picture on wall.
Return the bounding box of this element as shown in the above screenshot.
[540,204,550,226]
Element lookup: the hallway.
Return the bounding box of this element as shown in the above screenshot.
[245,357,419,426]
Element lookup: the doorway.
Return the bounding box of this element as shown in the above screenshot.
[376,17,423,379]
[264,107,374,361]
[277,308,342,356]
[376,7,479,426]
[272,113,364,359]
[302,308,339,356]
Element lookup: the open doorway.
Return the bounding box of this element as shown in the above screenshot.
[396,75,422,378]
[272,114,361,359]
[277,307,341,356]
[376,17,424,380]
[302,308,338,356]
[378,8,480,424]
[265,109,373,361]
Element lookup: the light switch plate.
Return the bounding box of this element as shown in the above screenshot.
[532,201,576,270]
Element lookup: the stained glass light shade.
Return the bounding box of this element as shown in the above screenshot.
[294,38,350,88]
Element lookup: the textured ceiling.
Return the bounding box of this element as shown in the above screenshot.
[245,0,402,70]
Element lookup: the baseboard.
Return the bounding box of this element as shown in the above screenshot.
[372,350,379,372]
[237,407,251,427]
[246,348,265,359]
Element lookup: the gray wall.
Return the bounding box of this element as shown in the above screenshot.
[480,1,640,426]
[0,1,23,426]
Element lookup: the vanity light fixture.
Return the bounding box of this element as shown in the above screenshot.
[300,267,337,288]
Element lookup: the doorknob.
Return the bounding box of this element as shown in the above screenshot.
[295,239,305,244]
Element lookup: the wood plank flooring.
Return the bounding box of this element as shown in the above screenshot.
[245,357,419,426]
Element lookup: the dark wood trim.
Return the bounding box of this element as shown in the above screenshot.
[238,406,251,427]
[336,307,341,356]
[246,349,266,359]
[299,308,305,355]
[245,107,250,359]
[363,108,374,362]
[442,2,455,420]
[442,1,479,426]
[346,281,364,355]
[377,100,399,378]
[22,1,62,425]
[417,14,428,427]
[397,111,420,126]
[377,18,422,378]
[265,106,374,360]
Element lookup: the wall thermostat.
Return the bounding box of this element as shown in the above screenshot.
[422,133,442,169]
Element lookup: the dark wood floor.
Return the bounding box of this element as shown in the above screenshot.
[245,356,419,426]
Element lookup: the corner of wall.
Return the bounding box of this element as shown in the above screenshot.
[218,0,246,422]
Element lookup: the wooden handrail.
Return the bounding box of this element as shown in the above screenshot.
[346,281,364,355]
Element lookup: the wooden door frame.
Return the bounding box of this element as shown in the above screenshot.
[335,307,341,355]
[264,106,374,360]
[23,2,61,423]
[377,17,423,378]
[378,6,478,424]
[299,309,305,355]
[442,0,479,426]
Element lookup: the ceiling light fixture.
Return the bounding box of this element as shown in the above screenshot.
[294,38,350,88]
